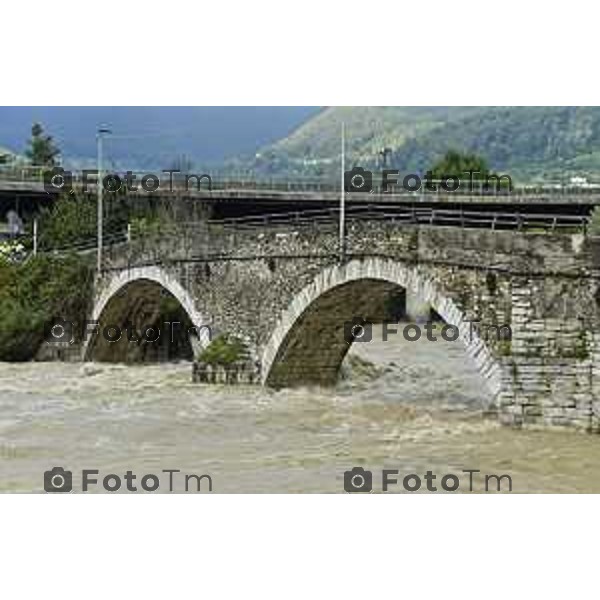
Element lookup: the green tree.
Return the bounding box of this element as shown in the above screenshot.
[37,192,128,250]
[429,150,490,180]
[428,150,511,191]
[37,193,97,250]
[0,254,93,361]
[25,122,60,166]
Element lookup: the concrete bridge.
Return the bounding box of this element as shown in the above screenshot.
[77,212,600,432]
[1,167,599,226]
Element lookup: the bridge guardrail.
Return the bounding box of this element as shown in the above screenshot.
[38,230,129,255]
[24,206,588,261]
[206,205,590,232]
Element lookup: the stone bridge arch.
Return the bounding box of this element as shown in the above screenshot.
[84,266,210,362]
[261,258,505,407]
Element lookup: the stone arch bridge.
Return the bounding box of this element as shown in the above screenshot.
[85,218,600,431]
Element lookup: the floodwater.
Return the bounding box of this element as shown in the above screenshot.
[1,325,600,493]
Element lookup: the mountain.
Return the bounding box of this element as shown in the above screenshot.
[243,107,600,182]
[5,107,600,182]
[270,107,478,159]
[390,107,600,181]
[0,107,321,170]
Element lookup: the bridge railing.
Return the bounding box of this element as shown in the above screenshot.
[206,204,590,232]
[23,205,588,266]
[0,165,48,183]
[24,203,591,255]
[36,230,129,255]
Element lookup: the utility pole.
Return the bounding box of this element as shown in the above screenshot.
[96,126,111,272]
[339,122,346,261]
[33,218,37,256]
[379,147,392,169]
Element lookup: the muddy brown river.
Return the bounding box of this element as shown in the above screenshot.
[1,324,599,493]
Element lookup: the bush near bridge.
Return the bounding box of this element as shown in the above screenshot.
[36,192,128,250]
[0,254,93,361]
[35,191,183,252]
[0,240,27,264]
[197,334,248,366]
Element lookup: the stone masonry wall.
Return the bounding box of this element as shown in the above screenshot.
[99,221,600,431]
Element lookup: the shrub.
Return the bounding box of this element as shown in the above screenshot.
[197,335,247,366]
[0,254,93,361]
[0,240,26,264]
[37,192,128,250]
[129,216,162,238]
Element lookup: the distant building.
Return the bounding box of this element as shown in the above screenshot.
[570,176,590,187]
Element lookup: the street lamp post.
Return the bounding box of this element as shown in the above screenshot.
[379,147,392,169]
[96,127,111,272]
[339,122,346,261]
